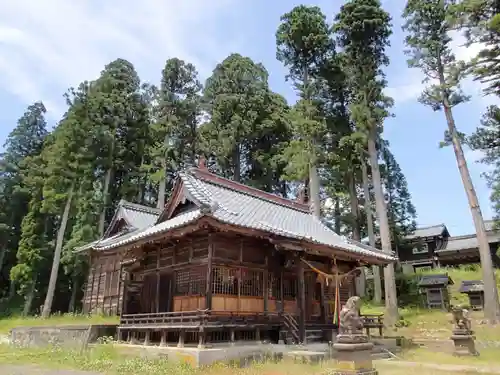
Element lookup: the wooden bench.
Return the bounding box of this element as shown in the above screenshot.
[361,313,384,337]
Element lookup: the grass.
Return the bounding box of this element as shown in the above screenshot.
[0,344,493,375]
[0,313,118,335]
[400,347,500,366]
[360,266,500,340]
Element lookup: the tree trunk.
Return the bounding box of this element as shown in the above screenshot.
[42,185,74,318]
[334,197,341,235]
[157,167,167,209]
[23,276,37,316]
[367,127,398,325]
[0,246,7,276]
[8,280,16,300]
[309,164,321,219]
[233,145,241,183]
[348,171,365,297]
[99,167,113,236]
[68,275,79,313]
[348,172,361,240]
[441,91,500,323]
[362,159,382,304]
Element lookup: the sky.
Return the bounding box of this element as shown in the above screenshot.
[0,0,496,236]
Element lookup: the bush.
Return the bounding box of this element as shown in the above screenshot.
[395,272,423,307]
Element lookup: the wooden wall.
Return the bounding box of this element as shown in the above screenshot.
[83,230,356,318]
[82,250,122,315]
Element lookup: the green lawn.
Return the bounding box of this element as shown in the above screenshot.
[0,313,118,335]
[0,344,493,375]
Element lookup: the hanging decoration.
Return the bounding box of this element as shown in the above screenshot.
[300,258,364,326]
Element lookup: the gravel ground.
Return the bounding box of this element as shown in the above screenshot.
[0,364,102,375]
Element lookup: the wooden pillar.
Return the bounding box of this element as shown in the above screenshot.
[297,257,306,344]
[205,234,214,310]
[230,328,235,346]
[143,330,150,346]
[319,281,327,324]
[198,327,205,349]
[178,330,185,348]
[160,330,167,347]
[117,261,124,316]
[96,261,103,313]
[156,247,160,313]
[263,256,268,313]
[280,269,285,313]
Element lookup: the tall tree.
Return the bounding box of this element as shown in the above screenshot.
[453,0,500,96]
[276,5,332,217]
[334,0,399,324]
[403,0,500,323]
[147,58,202,208]
[380,141,417,254]
[200,53,290,193]
[0,102,48,299]
[40,83,96,317]
[469,106,500,229]
[88,59,147,235]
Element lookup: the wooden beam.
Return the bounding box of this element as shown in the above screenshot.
[263,256,268,313]
[205,234,213,310]
[297,256,306,344]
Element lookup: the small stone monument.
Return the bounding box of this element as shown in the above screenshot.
[332,296,377,375]
[450,306,479,357]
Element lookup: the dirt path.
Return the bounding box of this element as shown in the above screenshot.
[0,364,102,375]
[377,359,500,374]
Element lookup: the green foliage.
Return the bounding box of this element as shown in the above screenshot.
[403,0,470,112]
[469,105,500,222]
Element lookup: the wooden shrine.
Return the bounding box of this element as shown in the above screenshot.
[78,162,395,347]
[459,280,484,310]
[418,274,454,310]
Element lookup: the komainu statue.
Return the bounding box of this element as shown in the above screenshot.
[451,306,472,332]
[339,296,364,336]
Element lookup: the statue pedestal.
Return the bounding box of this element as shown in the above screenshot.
[451,329,479,357]
[331,334,377,375]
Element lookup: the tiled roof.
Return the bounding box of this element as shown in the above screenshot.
[105,200,160,235]
[418,274,454,287]
[435,231,500,254]
[405,224,448,240]
[459,280,484,293]
[95,168,396,263]
[75,200,161,252]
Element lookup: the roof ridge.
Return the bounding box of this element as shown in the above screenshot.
[119,199,161,215]
[189,167,310,213]
[448,233,477,240]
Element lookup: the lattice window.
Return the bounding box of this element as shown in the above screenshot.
[212,266,238,295]
[175,267,206,296]
[240,268,263,297]
[175,270,191,296]
[283,274,297,300]
[268,272,281,299]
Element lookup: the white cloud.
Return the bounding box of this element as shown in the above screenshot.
[0,0,240,120]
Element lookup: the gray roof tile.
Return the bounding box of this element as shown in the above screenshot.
[96,169,396,262]
[405,224,448,240]
[418,274,453,287]
[459,280,484,293]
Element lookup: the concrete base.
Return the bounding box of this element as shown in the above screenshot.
[10,324,117,348]
[451,334,479,357]
[331,337,377,375]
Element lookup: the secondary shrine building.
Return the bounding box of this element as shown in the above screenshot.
[78,164,395,346]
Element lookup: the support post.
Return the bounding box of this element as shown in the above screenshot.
[198,327,205,349]
[178,330,185,348]
[143,330,150,346]
[230,328,235,346]
[205,234,214,310]
[320,280,327,324]
[298,257,306,344]
[160,330,167,347]
[263,256,268,313]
